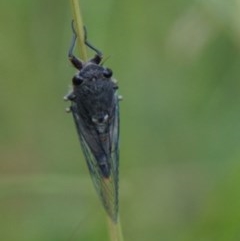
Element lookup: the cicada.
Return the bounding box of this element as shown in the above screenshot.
[64,24,121,223]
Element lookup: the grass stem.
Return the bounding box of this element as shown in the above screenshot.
[69,0,88,61]
[107,217,124,241]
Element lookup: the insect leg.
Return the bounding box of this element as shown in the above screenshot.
[84,26,103,64]
[68,21,83,70]
[64,91,76,101]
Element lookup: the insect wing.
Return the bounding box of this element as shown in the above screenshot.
[71,94,119,222]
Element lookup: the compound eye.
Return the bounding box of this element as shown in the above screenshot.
[72,75,84,85]
[103,68,113,78]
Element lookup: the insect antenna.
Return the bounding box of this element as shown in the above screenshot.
[100,55,111,66]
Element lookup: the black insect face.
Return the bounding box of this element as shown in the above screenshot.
[71,63,117,129]
[72,64,114,87]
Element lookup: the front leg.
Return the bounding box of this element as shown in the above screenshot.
[68,21,83,70]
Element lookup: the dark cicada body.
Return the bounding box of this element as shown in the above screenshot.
[64,25,121,223]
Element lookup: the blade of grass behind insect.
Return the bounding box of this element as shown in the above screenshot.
[69,0,87,61]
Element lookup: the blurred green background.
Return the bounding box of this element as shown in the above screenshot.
[1,0,240,240]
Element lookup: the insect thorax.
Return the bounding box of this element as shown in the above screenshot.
[72,63,117,128]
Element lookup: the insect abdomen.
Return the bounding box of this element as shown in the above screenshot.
[95,153,111,178]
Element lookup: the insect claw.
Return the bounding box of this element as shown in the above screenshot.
[118,95,123,101]
[63,96,69,101]
[65,107,71,113]
[64,92,76,101]
[112,78,118,84]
